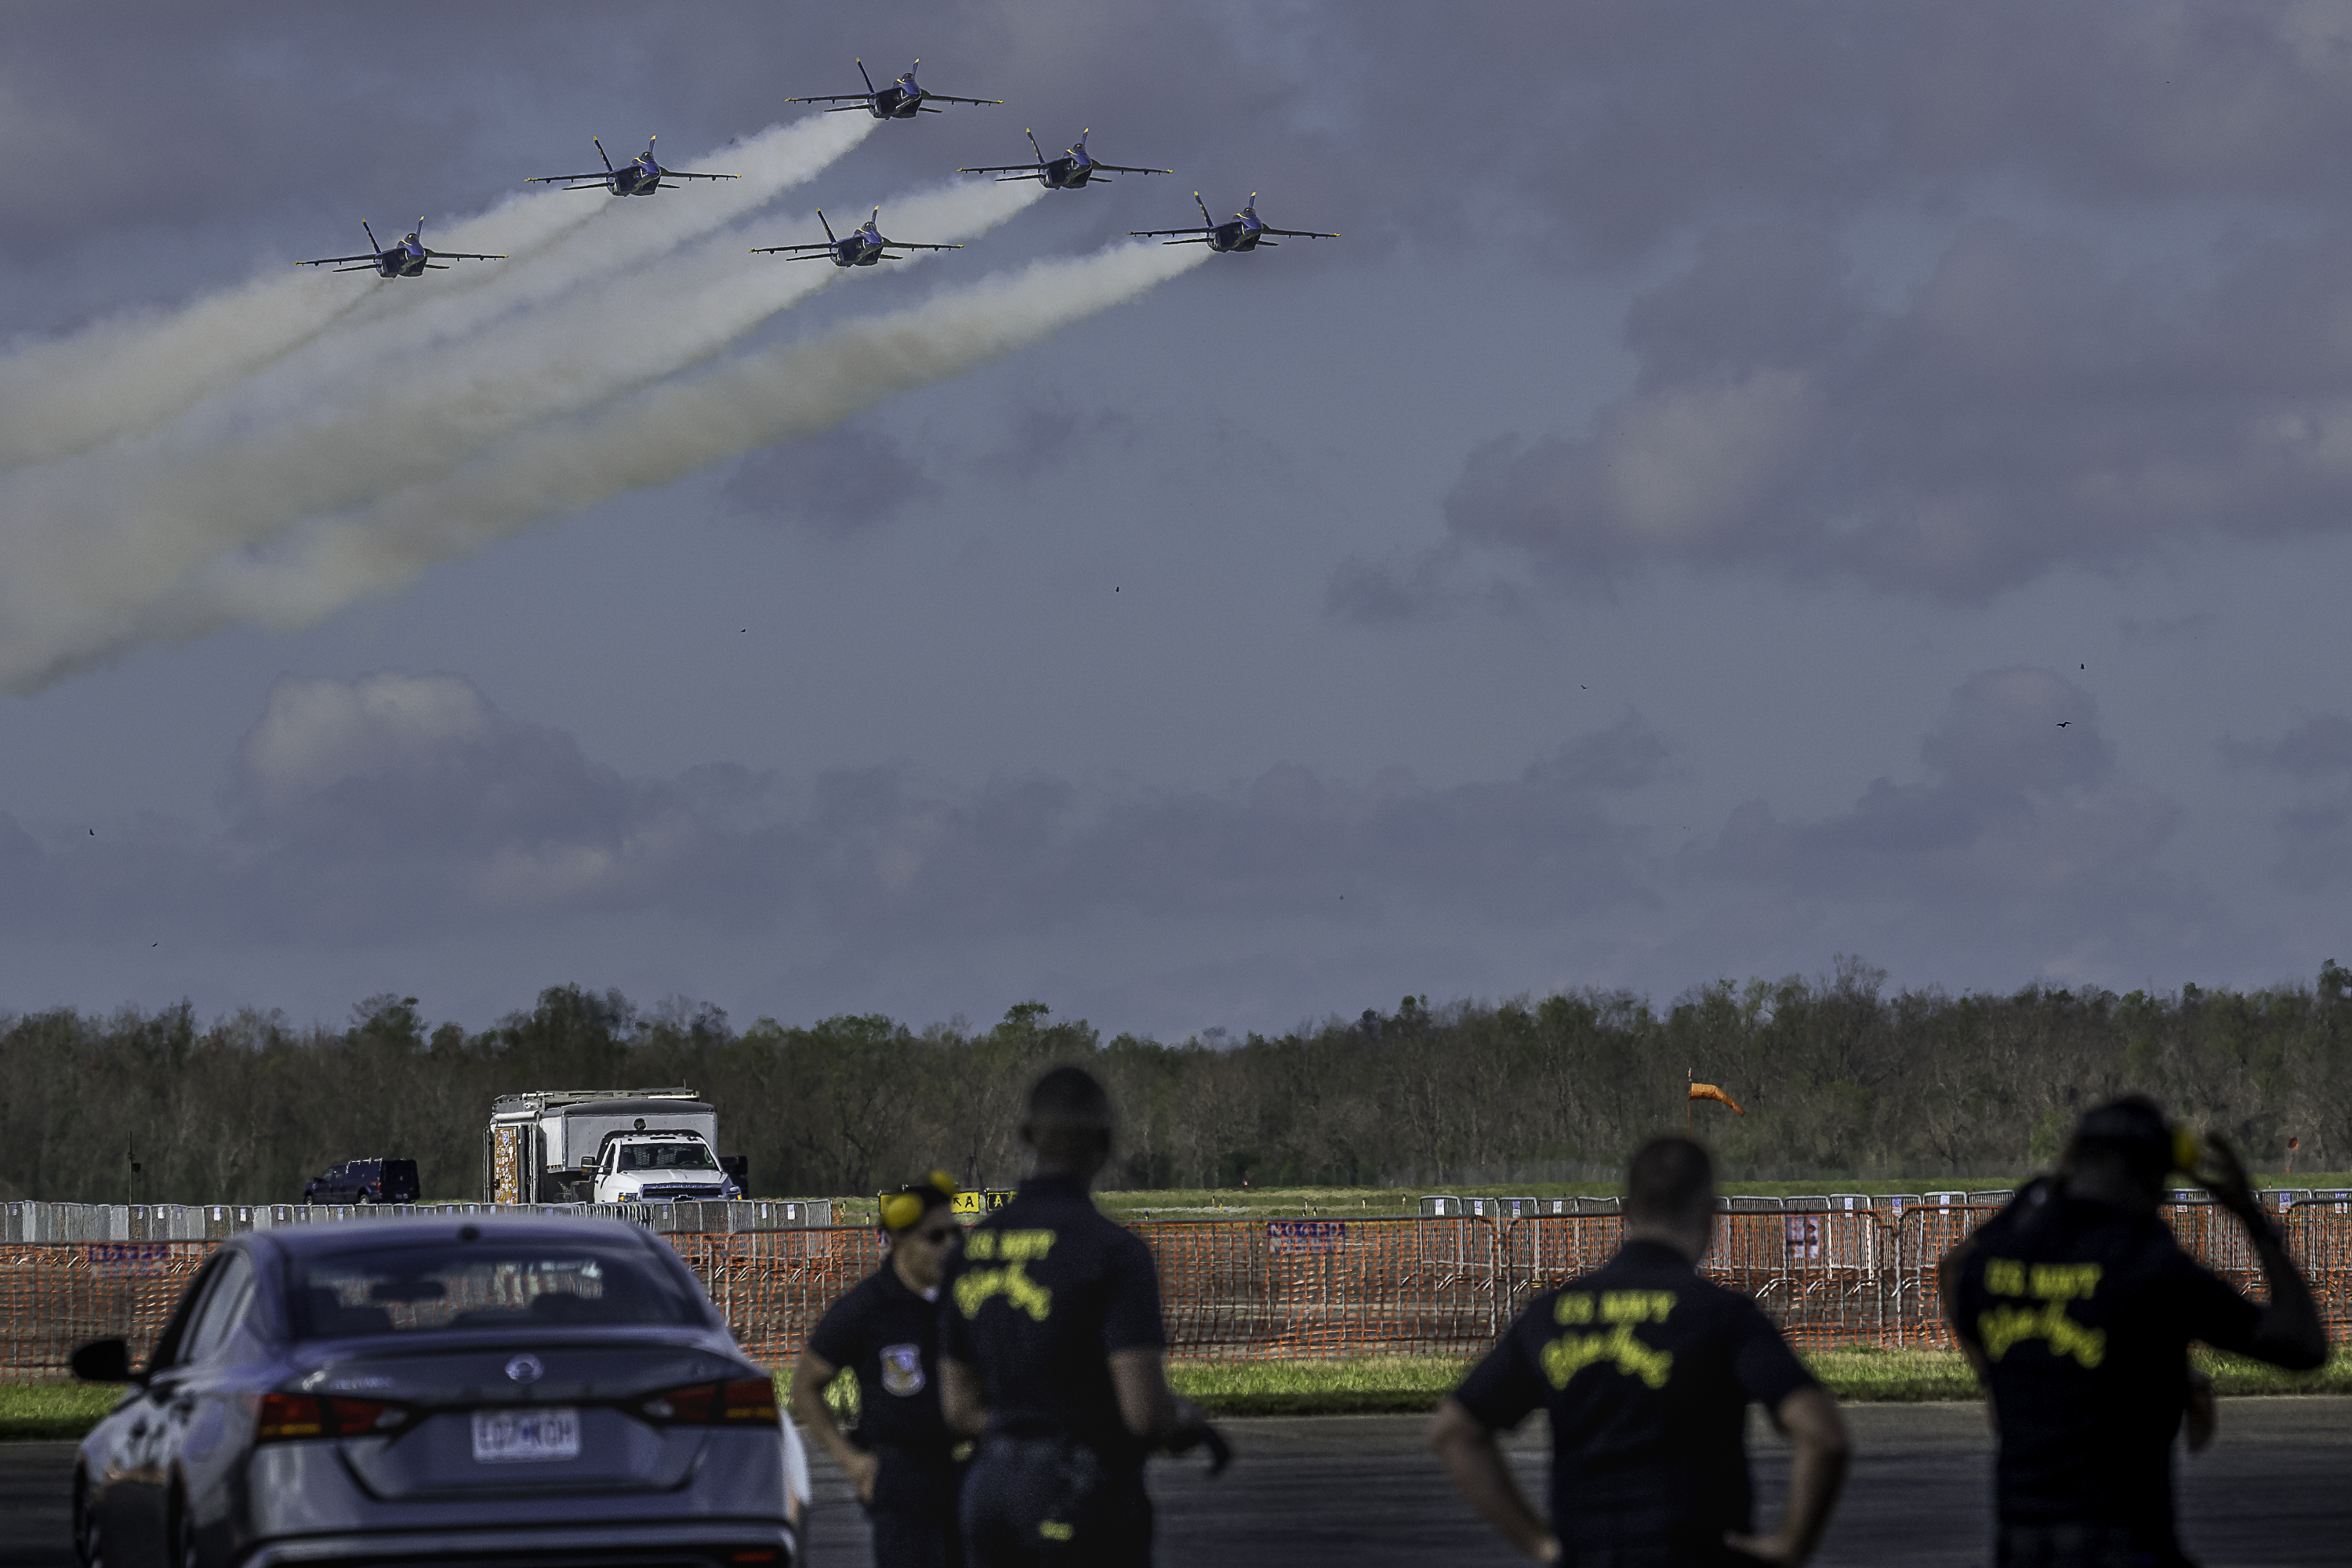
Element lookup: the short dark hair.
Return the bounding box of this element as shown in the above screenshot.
[2071,1094,2172,1190]
[1024,1065,1114,1163]
[1625,1137,1715,1225]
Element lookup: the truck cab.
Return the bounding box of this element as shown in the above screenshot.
[593,1130,742,1204]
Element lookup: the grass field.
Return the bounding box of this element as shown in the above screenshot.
[826,1176,2352,1227]
[11,1348,2347,1439]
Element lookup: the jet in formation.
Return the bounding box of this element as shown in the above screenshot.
[752,209,964,267]
[526,136,738,196]
[786,59,1001,119]
[297,220,504,278]
[1131,194,1339,252]
[960,129,1171,190]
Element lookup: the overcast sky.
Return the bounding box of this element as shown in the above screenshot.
[5,2,2352,1037]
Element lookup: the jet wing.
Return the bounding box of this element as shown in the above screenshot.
[784,93,875,105]
[659,170,738,180]
[920,93,1003,106]
[424,249,506,261]
[1091,164,1173,176]
[1127,226,1211,238]
[1259,227,1340,238]
[750,242,837,255]
[524,172,611,185]
[883,241,964,251]
[297,254,378,267]
[956,164,1041,175]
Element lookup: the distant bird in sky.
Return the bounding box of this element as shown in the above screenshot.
[2057,720,2071,728]
[88,828,94,835]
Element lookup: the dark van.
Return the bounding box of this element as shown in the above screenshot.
[302,1157,420,1205]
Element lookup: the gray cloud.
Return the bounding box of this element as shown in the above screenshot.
[1439,215,2352,599]
[2224,713,2352,779]
[725,420,942,536]
[7,674,1675,949]
[1693,670,2187,948]
[2224,713,2352,890]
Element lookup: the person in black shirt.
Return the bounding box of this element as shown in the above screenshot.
[793,1173,970,1568]
[1943,1096,2325,1568]
[1432,1137,1850,1566]
[938,1065,1227,1567]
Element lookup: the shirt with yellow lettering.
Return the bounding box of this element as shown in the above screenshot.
[1450,1239,1815,1555]
[937,1171,1166,1465]
[1949,1179,2263,1547]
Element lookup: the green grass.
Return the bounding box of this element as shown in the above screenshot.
[0,1383,125,1440]
[824,1176,2352,1227]
[13,1348,2347,1440]
[1169,1345,2352,1417]
[1171,1356,1475,1417]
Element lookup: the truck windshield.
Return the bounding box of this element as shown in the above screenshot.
[618,1142,717,1171]
[291,1242,699,1338]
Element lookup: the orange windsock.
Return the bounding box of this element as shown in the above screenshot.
[1689,1082,1745,1116]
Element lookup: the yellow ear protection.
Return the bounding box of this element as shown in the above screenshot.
[880,1171,960,1232]
[2172,1125,2203,1178]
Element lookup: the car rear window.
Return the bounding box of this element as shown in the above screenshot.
[290,1242,702,1338]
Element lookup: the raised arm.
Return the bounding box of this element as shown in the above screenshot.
[786,1350,877,1502]
[2200,1134,2327,1370]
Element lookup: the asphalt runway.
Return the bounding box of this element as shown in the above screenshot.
[1,1399,2346,1566]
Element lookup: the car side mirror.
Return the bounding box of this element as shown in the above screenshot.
[71,1338,137,1384]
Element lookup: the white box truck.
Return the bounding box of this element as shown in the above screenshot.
[482,1088,744,1203]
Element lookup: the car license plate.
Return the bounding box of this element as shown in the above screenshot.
[470,1407,580,1463]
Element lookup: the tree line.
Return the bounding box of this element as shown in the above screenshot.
[1,956,2347,1205]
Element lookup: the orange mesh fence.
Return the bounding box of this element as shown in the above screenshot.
[2,1204,2348,1380]
[662,1229,877,1365]
[0,1243,214,1380]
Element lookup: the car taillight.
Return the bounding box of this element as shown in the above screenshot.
[638,1377,779,1427]
[253,1392,410,1443]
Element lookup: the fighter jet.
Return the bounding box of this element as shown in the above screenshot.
[525,136,737,196]
[786,59,1000,119]
[959,129,1171,190]
[297,220,504,278]
[752,209,964,267]
[1131,193,1339,252]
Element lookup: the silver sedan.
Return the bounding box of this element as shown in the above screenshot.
[71,1216,808,1567]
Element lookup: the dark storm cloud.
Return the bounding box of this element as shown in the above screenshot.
[1438,215,2352,599]
[1693,670,2190,945]
[1,673,1674,948]
[0,670,2247,1014]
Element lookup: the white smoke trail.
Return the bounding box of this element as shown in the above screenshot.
[0,179,1057,691]
[181,241,1213,639]
[0,114,875,474]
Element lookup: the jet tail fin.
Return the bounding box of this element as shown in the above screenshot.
[593,136,615,172]
[1193,191,1214,227]
[856,57,877,93]
[816,209,837,242]
[1025,128,1045,164]
[361,220,380,252]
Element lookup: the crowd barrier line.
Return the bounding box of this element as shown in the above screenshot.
[1,1203,2345,1380]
